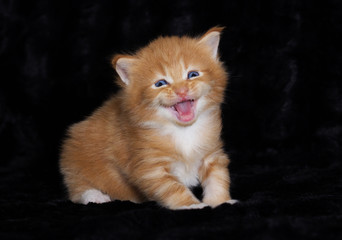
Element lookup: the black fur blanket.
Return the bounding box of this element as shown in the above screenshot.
[1,0,341,239]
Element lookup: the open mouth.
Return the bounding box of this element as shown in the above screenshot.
[168,99,197,123]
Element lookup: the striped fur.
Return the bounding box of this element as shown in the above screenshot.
[60,27,233,209]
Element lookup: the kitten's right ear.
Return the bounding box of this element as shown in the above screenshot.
[112,54,136,85]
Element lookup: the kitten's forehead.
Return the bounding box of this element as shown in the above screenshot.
[137,37,202,82]
[154,60,199,83]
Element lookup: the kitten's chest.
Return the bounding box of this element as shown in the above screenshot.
[170,125,206,160]
[160,115,212,158]
[163,121,212,187]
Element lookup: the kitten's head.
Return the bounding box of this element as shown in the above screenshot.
[112,27,228,126]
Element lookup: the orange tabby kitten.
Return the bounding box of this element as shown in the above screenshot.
[60,27,237,210]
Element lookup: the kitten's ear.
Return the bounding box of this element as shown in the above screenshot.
[112,54,136,85]
[198,26,224,59]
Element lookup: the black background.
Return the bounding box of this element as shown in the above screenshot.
[1,0,341,239]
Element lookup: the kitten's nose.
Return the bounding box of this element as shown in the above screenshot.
[175,86,189,98]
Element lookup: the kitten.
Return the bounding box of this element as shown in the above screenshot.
[60,27,237,210]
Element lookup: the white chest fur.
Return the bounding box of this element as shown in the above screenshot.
[162,111,215,187]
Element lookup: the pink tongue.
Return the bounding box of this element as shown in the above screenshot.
[174,101,192,115]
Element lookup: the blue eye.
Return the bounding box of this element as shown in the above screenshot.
[188,71,199,79]
[154,79,168,88]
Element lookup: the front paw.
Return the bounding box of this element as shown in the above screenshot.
[203,198,239,208]
[225,199,239,205]
[175,203,210,210]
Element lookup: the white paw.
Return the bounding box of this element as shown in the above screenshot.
[80,189,111,204]
[225,199,239,205]
[176,203,210,210]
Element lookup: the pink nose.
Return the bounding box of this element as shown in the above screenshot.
[175,86,189,98]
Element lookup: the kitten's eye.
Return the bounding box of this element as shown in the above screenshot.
[154,79,168,88]
[188,71,199,79]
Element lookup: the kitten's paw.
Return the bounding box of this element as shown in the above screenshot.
[80,189,111,204]
[176,203,210,210]
[225,199,239,205]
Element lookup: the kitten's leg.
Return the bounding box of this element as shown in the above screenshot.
[200,151,234,207]
[63,167,145,204]
[132,160,204,210]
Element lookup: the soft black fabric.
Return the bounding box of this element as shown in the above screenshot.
[1,0,341,239]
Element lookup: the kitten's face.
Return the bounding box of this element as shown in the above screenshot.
[113,27,228,126]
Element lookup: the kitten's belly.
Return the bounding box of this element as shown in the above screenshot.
[170,160,201,187]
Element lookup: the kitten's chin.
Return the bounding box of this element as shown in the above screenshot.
[167,99,197,125]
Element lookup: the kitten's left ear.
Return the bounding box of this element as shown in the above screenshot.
[198,26,225,59]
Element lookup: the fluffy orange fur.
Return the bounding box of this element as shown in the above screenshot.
[60,27,234,209]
